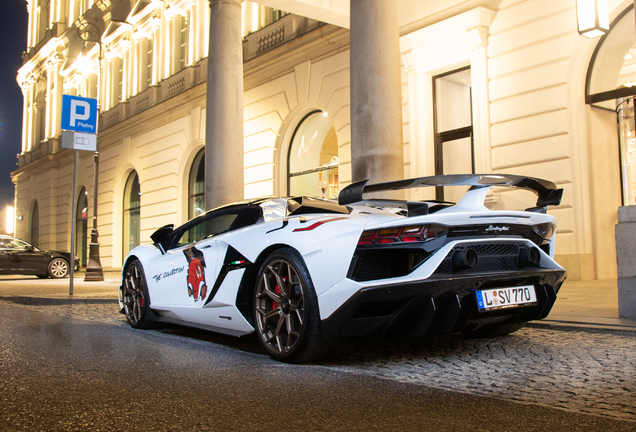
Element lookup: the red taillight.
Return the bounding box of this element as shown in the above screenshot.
[358,224,447,246]
[377,228,400,243]
[400,226,424,242]
[358,230,377,245]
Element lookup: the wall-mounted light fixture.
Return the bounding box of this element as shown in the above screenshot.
[5,206,13,235]
[576,0,609,38]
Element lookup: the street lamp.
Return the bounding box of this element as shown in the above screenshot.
[77,21,104,281]
[575,0,609,38]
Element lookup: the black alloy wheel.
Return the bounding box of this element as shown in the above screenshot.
[121,260,155,329]
[254,248,323,363]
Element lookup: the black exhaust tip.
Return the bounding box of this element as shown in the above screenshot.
[519,247,541,268]
[452,248,478,272]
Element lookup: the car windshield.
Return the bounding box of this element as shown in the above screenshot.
[175,213,239,247]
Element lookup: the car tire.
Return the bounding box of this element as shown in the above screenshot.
[462,322,526,338]
[48,258,69,278]
[121,259,155,329]
[254,248,328,364]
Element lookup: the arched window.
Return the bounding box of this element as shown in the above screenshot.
[76,188,88,267]
[189,149,205,220]
[288,111,339,199]
[123,171,141,256]
[586,6,636,205]
[31,201,39,247]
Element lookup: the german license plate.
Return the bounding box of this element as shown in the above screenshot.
[475,285,537,311]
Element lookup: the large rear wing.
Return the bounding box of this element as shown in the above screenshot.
[338,174,563,208]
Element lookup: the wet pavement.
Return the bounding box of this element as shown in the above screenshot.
[1,274,636,428]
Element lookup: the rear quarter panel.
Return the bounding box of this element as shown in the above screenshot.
[216,214,370,296]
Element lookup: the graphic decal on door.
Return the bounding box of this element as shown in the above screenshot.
[203,245,253,306]
[184,246,207,302]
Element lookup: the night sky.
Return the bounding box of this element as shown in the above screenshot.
[0,0,27,211]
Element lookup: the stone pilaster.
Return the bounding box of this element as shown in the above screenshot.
[205,0,244,210]
[349,0,404,186]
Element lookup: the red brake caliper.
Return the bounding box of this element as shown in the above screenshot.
[272,286,280,310]
[272,277,287,312]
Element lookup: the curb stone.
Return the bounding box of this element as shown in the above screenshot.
[0,296,118,306]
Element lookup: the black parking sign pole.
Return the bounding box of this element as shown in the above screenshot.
[69,150,78,295]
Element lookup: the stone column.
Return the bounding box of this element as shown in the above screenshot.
[616,206,636,320]
[205,0,244,210]
[349,0,404,185]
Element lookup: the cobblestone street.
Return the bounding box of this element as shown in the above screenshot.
[11,301,636,424]
[327,328,636,422]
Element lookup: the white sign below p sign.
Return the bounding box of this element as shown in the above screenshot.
[62,130,97,151]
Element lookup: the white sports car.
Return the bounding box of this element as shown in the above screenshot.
[119,174,566,363]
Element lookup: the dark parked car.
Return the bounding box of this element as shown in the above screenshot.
[0,235,79,278]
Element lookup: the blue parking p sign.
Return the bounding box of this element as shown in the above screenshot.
[61,95,98,133]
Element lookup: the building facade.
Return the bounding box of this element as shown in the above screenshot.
[12,0,636,284]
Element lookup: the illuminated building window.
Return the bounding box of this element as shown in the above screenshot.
[146,38,154,88]
[586,7,636,205]
[179,14,189,71]
[288,111,339,199]
[433,66,474,203]
[117,57,124,103]
[241,2,288,37]
[618,98,636,205]
[188,149,205,220]
[123,171,140,256]
[30,201,39,247]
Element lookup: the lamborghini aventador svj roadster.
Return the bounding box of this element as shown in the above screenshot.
[119,174,567,363]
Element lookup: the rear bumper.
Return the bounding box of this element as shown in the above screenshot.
[320,269,566,340]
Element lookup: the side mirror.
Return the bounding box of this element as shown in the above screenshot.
[150,224,174,244]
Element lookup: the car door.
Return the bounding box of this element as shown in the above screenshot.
[145,211,239,311]
[0,238,42,274]
[144,243,195,307]
[10,239,47,274]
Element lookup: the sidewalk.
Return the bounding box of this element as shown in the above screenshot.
[530,279,636,333]
[1,273,635,334]
[0,272,120,305]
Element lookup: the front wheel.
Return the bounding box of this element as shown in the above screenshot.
[121,260,155,329]
[48,258,69,278]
